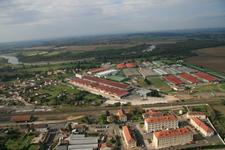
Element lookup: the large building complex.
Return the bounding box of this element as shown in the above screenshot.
[190,117,214,137]
[70,75,131,99]
[152,127,193,149]
[144,115,178,133]
[122,126,136,148]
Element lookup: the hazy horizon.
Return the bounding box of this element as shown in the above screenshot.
[0,0,225,43]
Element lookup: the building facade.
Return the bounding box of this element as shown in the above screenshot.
[144,115,178,133]
[122,126,136,148]
[152,127,193,149]
[190,117,214,137]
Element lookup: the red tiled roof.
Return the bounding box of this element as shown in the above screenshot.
[116,63,127,69]
[117,109,126,117]
[126,63,136,68]
[188,112,205,116]
[154,127,192,139]
[71,77,129,97]
[122,126,135,143]
[88,67,107,74]
[191,117,213,133]
[194,72,217,82]
[145,115,177,123]
[179,73,199,83]
[11,115,31,122]
[83,76,129,89]
[164,75,184,85]
[144,109,162,117]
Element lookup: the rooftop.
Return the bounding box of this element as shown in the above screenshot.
[122,126,135,144]
[145,115,177,123]
[154,127,192,139]
[10,114,31,122]
[191,117,213,133]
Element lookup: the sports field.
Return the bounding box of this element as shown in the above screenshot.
[147,76,171,91]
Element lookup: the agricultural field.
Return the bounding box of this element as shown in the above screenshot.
[185,46,225,74]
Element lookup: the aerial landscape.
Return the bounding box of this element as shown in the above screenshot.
[0,0,225,150]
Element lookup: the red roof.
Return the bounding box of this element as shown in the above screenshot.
[145,115,177,123]
[88,67,107,74]
[126,63,136,68]
[11,115,31,122]
[179,73,199,83]
[83,76,129,89]
[191,117,213,133]
[154,127,192,139]
[164,75,184,85]
[122,126,135,143]
[71,77,129,97]
[194,72,217,82]
[116,63,127,69]
[144,109,162,117]
[188,112,205,116]
[117,109,126,117]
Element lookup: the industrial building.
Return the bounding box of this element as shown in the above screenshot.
[68,134,98,150]
[144,115,178,133]
[152,127,193,149]
[95,69,118,78]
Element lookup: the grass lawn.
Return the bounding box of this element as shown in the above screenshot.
[147,76,171,92]
[192,83,225,94]
[30,83,103,105]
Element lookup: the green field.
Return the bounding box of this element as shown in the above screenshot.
[29,83,104,105]
[106,75,128,82]
[192,83,225,94]
[147,76,171,91]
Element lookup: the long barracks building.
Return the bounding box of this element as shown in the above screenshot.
[144,115,178,133]
[70,75,131,99]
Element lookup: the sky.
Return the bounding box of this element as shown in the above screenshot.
[0,0,225,43]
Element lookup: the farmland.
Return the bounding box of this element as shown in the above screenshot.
[185,46,225,74]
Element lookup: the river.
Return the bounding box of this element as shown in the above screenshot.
[0,55,20,64]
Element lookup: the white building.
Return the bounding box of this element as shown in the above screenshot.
[95,69,118,77]
[186,112,207,120]
[190,117,214,137]
[152,127,193,149]
[144,115,178,133]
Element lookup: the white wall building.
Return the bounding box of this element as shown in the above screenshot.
[152,127,193,149]
[190,117,214,137]
[144,115,178,133]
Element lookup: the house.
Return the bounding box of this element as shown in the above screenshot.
[117,109,127,122]
[122,126,136,148]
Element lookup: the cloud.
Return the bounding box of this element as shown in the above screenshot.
[0,0,224,42]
